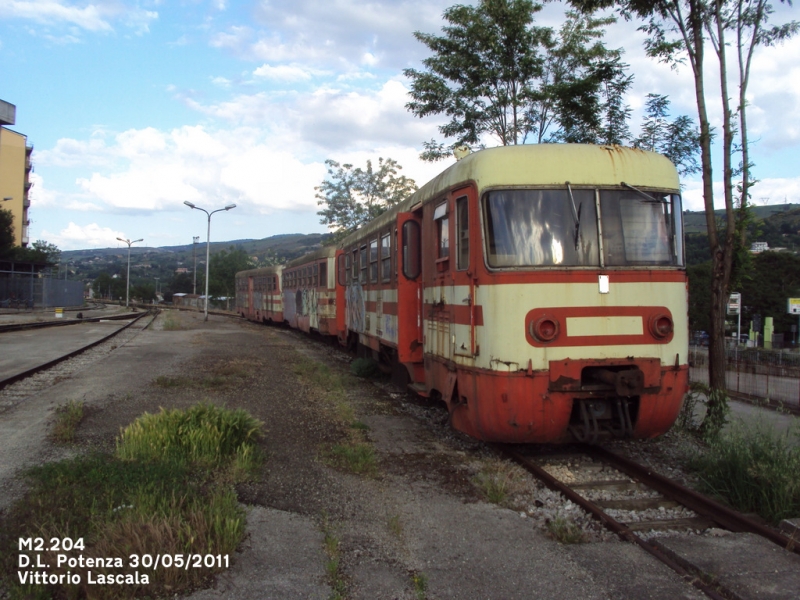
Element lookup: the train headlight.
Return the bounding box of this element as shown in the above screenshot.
[531,316,559,342]
[650,314,673,339]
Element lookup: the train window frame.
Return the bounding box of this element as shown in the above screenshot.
[369,239,379,283]
[360,244,368,283]
[320,261,328,289]
[338,254,348,286]
[313,264,319,288]
[434,200,450,272]
[402,220,421,280]
[352,248,358,282]
[482,188,600,268]
[456,195,469,271]
[381,232,391,282]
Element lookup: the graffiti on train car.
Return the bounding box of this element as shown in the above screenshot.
[346,283,365,333]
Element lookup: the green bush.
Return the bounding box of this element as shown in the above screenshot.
[350,357,380,379]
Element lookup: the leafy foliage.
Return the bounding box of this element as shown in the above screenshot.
[208,246,253,300]
[316,157,417,241]
[633,93,700,176]
[405,2,636,158]
[0,209,14,257]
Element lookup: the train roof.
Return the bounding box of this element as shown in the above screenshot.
[285,245,336,269]
[338,144,680,248]
[235,265,283,279]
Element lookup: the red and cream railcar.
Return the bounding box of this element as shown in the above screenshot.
[235,266,284,323]
[336,144,689,443]
[282,246,340,336]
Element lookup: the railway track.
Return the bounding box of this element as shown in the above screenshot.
[0,310,140,334]
[496,443,799,600]
[0,310,158,412]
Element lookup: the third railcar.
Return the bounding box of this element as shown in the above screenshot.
[238,144,689,444]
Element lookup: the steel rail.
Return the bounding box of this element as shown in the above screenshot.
[0,312,140,334]
[584,445,799,555]
[497,445,729,600]
[0,310,153,390]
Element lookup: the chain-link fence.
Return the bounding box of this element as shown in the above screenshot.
[689,345,800,409]
[0,272,84,309]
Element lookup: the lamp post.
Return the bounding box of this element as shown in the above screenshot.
[116,237,143,308]
[192,236,199,295]
[183,201,236,321]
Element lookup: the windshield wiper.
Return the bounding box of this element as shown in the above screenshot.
[566,181,581,249]
[621,181,663,203]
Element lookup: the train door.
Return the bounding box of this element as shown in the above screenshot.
[452,187,478,358]
[427,196,455,362]
[397,211,424,382]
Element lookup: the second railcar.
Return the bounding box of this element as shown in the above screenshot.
[281,246,340,336]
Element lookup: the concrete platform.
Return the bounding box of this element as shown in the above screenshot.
[654,533,800,600]
[0,320,130,380]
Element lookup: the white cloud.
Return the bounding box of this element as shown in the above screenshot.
[0,0,158,34]
[253,63,319,82]
[41,222,127,249]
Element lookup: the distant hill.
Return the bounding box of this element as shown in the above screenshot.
[684,203,800,234]
[62,232,329,263]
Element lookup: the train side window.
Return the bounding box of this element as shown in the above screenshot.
[352,249,358,282]
[313,264,319,287]
[402,220,421,280]
[319,261,327,289]
[360,245,367,283]
[338,254,348,286]
[369,239,379,283]
[434,201,450,270]
[381,233,391,282]
[456,195,469,270]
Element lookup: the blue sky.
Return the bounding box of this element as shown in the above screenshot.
[1,0,799,251]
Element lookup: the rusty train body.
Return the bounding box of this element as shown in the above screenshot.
[236,144,689,444]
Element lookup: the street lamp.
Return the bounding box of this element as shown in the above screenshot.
[183,201,236,321]
[116,237,143,308]
[192,235,200,295]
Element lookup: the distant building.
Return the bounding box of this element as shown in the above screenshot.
[751,241,769,253]
[0,99,32,247]
[175,267,189,274]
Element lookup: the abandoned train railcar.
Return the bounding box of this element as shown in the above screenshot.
[238,144,689,444]
[281,246,339,336]
[236,265,284,323]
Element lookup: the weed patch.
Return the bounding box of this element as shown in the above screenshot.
[161,312,183,330]
[546,517,587,544]
[472,460,524,505]
[50,399,85,443]
[689,418,800,524]
[412,571,428,599]
[0,403,264,599]
[350,357,380,379]
[321,520,347,600]
[326,442,377,476]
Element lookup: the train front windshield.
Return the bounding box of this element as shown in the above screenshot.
[483,188,683,268]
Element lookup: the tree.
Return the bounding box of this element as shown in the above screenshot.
[18,240,61,266]
[0,209,14,258]
[633,93,701,176]
[568,0,798,435]
[316,158,418,242]
[405,2,635,157]
[208,247,253,302]
[92,272,126,300]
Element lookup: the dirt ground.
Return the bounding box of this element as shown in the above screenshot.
[0,311,709,600]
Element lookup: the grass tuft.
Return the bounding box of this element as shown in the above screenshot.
[689,417,800,524]
[327,442,377,476]
[350,357,380,379]
[161,311,183,330]
[0,403,263,599]
[321,520,347,600]
[472,460,523,505]
[412,571,428,600]
[117,403,263,478]
[546,517,587,544]
[50,399,85,443]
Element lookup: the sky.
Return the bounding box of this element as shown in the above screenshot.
[1,0,799,251]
